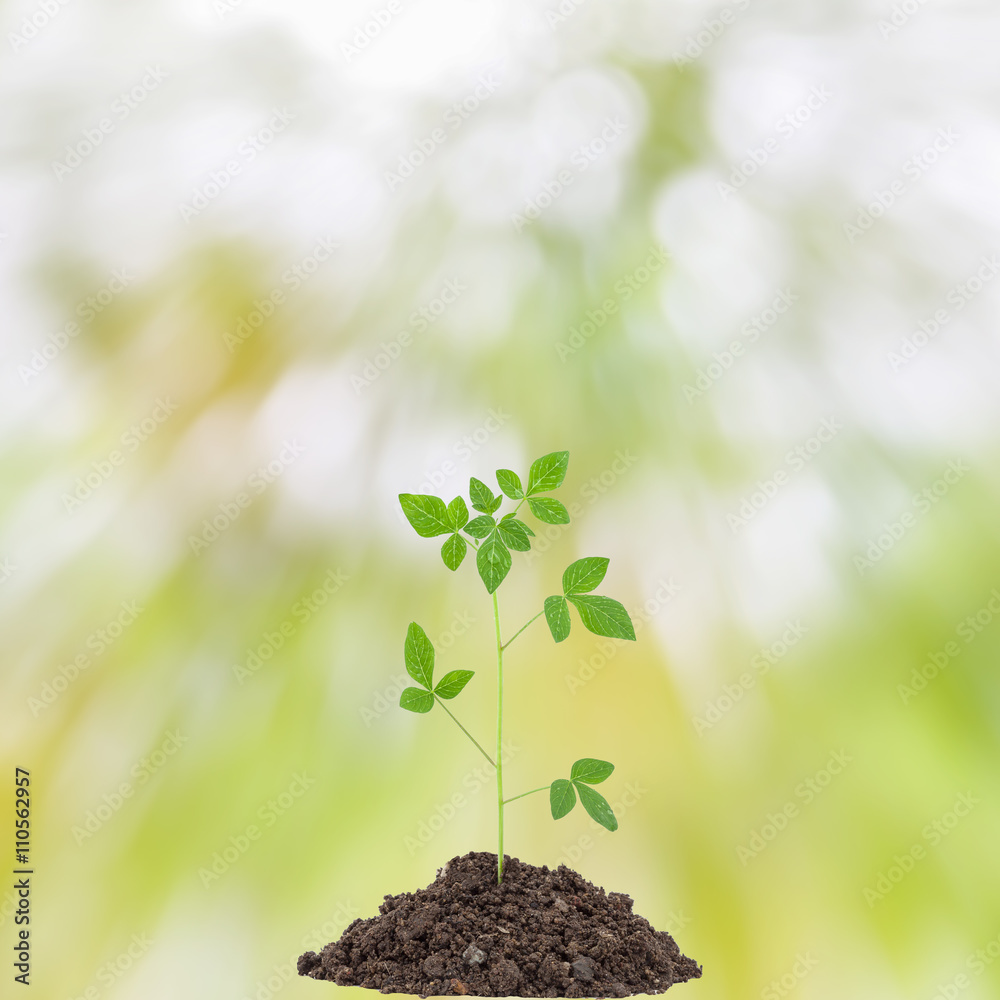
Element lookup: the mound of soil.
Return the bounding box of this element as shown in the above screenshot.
[298,852,701,997]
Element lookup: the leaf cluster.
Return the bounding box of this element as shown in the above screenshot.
[544,557,636,643]
[550,758,618,831]
[399,451,570,594]
[399,622,474,713]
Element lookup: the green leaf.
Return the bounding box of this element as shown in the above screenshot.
[496,469,524,499]
[400,687,434,713]
[463,515,496,539]
[550,778,577,820]
[404,622,435,689]
[441,533,467,571]
[544,595,571,643]
[570,758,615,784]
[527,451,569,495]
[568,595,636,641]
[470,477,502,514]
[497,518,531,552]
[562,557,609,596]
[476,532,512,594]
[399,494,452,538]
[575,782,618,831]
[434,670,474,700]
[528,497,570,524]
[446,496,469,531]
[500,514,534,535]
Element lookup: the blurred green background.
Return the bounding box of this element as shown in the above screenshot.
[2,1,999,999]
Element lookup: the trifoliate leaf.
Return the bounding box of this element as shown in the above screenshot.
[562,557,609,596]
[568,594,636,640]
[544,595,571,643]
[496,469,524,499]
[550,778,577,820]
[441,533,467,571]
[528,497,570,524]
[570,758,615,784]
[574,782,618,831]
[399,494,452,538]
[476,531,511,593]
[527,452,569,495]
[400,687,434,713]
[434,670,475,700]
[403,622,435,689]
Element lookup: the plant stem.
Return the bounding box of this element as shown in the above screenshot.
[501,611,543,651]
[503,786,548,805]
[493,589,504,883]
[433,695,495,767]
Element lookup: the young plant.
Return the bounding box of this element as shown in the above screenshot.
[398,451,635,882]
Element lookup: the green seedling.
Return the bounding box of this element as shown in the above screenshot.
[398,450,635,882]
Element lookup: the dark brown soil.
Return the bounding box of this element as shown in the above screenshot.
[298,852,701,997]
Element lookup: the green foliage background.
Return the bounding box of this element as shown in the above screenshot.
[2,2,999,999]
